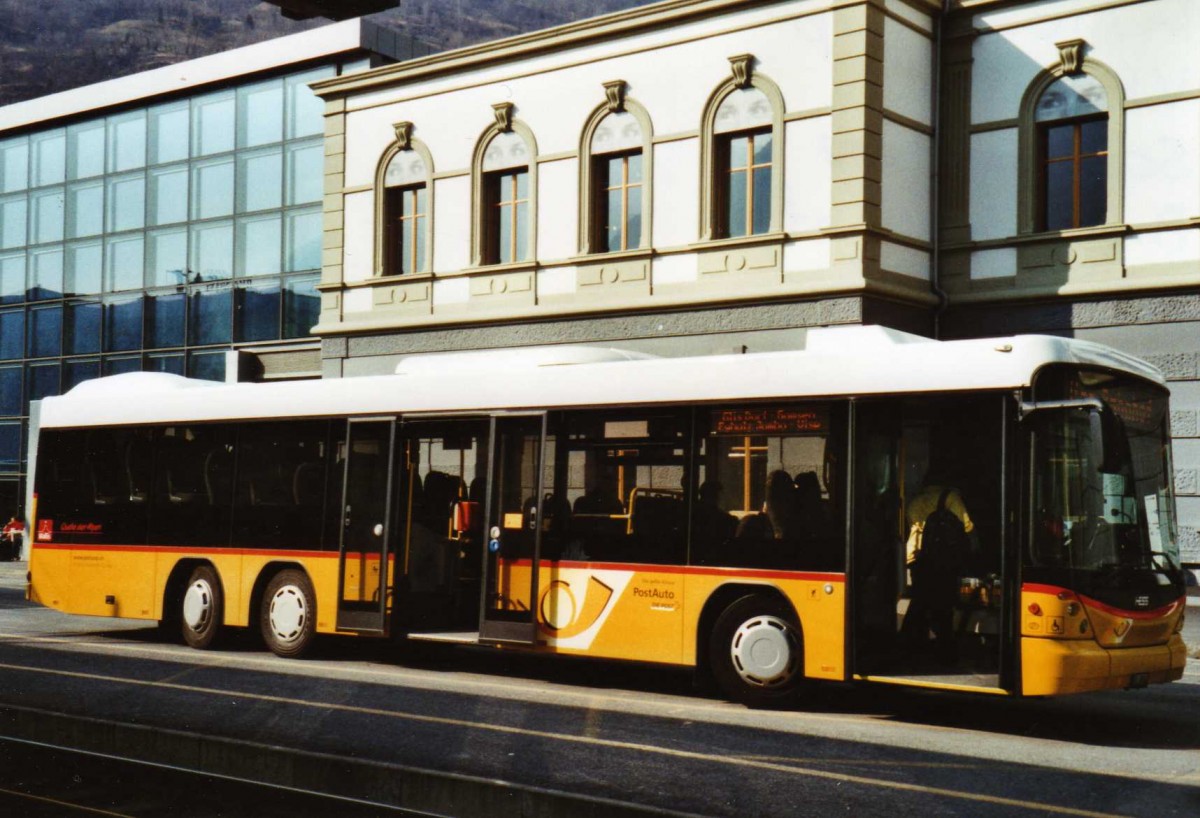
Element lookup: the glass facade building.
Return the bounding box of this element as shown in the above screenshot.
[0,54,378,518]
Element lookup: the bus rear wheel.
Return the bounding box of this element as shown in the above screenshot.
[260,569,316,659]
[180,565,223,649]
[709,595,803,706]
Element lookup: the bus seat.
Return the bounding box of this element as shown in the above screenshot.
[629,490,683,563]
[292,460,325,507]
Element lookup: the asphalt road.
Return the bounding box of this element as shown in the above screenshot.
[0,560,1197,818]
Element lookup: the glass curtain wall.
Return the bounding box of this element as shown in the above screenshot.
[0,60,362,505]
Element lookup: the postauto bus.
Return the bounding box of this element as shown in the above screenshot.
[26,327,1187,704]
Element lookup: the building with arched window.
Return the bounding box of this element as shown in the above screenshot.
[311,0,1200,571]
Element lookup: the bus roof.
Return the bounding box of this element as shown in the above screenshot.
[38,327,1164,429]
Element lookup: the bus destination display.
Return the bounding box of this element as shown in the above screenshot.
[714,407,826,435]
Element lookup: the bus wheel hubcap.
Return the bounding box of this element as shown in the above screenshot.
[269,586,306,642]
[730,615,798,687]
[183,580,213,631]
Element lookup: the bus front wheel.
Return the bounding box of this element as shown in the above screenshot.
[709,595,803,706]
[180,565,223,649]
[260,569,316,659]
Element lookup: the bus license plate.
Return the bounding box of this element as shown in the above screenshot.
[1128,673,1149,689]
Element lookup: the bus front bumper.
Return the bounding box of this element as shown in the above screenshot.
[1021,635,1187,696]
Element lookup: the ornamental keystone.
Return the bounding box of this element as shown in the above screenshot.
[491,101,514,132]
[392,121,412,150]
[1055,38,1086,74]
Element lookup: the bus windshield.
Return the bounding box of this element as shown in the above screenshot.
[1027,367,1184,608]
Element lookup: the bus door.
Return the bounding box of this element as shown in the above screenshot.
[336,418,397,633]
[394,419,489,632]
[479,413,547,644]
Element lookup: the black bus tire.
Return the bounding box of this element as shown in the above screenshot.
[709,594,803,707]
[260,569,316,659]
[180,565,223,649]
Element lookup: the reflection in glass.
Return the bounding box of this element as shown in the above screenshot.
[149,166,188,226]
[106,173,145,233]
[149,102,190,165]
[1044,162,1074,232]
[67,181,104,238]
[104,296,143,352]
[0,253,24,304]
[0,139,29,194]
[283,275,319,339]
[189,221,233,281]
[29,248,63,301]
[0,196,26,249]
[27,363,60,402]
[236,214,282,277]
[31,188,64,245]
[191,158,234,220]
[285,142,323,205]
[147,354,184,375]
[285,209,321,272]
[0,365,21,415]
[285,68,333,140]
[0,423,20,467]
[65,301,102,355]
[65,240,102,296]
[68,122,106,180]
[107,111,147,173]
[105,235,145,292]
[146,292,185,349]
[0,310,24,359]
[64,359,100,391]
[146,228,189,288]
[103,356,141,376]
[188,350,225,382]
[189,286,232,345]
[28,305,62,358]
[236,149,282,213]
[1080,156,1107,228]
[32,130,66,188]
[238,80,283,148]
[235,280,279,342]
[193,92,235,157]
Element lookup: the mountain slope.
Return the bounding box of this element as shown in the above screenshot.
[0,0,658,107]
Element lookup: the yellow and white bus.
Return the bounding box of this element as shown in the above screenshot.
[26,326,1187,704]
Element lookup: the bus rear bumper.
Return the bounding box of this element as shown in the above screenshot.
[1021,635,1186,696]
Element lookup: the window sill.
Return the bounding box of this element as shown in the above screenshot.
[568,247,654,265]
[688,231,788,253]
[448,260,539,279]
[341,272,435,289]
[1014,223,1129,244]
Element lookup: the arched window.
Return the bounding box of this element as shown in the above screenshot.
[374,122,433,276]
[699,56,785,242]
[578,82,653,255]
[1017,42,1124,235]
[1035,75,1108,231]
[472,103,537,267]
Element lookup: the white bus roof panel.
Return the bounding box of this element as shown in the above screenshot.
[38,328,1165,429]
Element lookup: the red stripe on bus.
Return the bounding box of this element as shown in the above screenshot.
[1078,593,1183,621]
[1022,583,1076,598]
[501,558,843,583]
[1023,582,1184,620]
[32,543,341,560]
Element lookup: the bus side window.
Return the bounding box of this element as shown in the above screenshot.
[557,409,687,565]
[150,425,237,547]
[695,404,846,571]
[232,420,331,551]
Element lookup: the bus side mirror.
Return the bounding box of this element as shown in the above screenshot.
[1088,406,1123,474]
